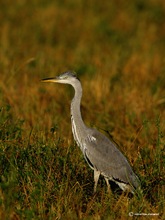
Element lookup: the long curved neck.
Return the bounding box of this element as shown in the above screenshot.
[70,80,87,149]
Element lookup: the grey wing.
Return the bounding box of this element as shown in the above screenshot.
[84,128,139,188]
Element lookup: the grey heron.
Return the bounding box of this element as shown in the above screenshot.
[42,71,140,193]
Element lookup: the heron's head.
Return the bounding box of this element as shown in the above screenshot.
[41,71,79,85]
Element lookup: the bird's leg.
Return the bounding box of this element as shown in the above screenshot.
[94,169,100,193]
[104,177,110,193]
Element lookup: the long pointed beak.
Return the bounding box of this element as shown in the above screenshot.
[41,77,60,83]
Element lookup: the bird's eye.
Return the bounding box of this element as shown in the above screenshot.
[60,74,68,79]
[59,76,66,80]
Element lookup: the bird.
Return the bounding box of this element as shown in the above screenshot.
[42,71,140,194]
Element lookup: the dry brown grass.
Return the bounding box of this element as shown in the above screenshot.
[0,0,165,219]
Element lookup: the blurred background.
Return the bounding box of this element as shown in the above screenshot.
[0,0,165,219]
[1,0,165,131]
[1,0,165,126]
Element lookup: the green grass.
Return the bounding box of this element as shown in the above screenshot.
[0,0,165,219]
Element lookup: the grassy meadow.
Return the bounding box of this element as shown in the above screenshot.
[0,0,165,219]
